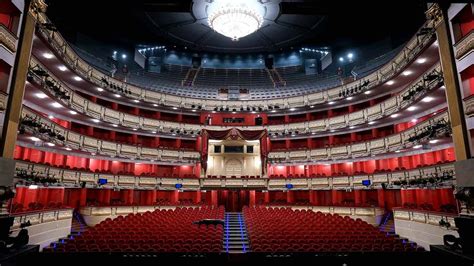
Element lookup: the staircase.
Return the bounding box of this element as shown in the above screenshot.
[379,211,395,234]
[43,212,88,252]
[181,67,200,86]
[266,68,286,87]
[223,212,249,253]
[71,211,88,234]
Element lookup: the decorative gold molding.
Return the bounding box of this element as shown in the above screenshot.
[29,0,48,19]
[426,3,443,28]
[455,31,474,60]
[0,92,6,111]
[0,25,17,53]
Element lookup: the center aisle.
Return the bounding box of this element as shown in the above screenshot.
[224,212,249,253]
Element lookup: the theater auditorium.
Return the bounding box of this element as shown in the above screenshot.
[0,0,473,265]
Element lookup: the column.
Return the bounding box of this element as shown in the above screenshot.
[430,4,471,160]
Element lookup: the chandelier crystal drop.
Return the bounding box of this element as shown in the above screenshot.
[208,1,264,41]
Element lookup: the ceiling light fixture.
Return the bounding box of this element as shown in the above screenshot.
[407,106,416,111]
[416,58,426,64]
[97,87,104,92]
[30,137,41,142]
[58,65,67,71]
[421,96,434,103]
[390,114,399,118]
[69,110,77,115]
[402,70,412,76]
[35,93,47,99]
[73,76,82,81]
[208,0,264,41]
[43,53,53,59]
[51,102,62,108]
[364,90,371,95]
[386,80,395,85]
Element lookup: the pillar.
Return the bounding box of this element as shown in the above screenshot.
[430,3,471,160]
[0,0,36,159]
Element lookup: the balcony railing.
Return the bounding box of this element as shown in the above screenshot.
[0,24,17,53]
[34,11,436,109]
[15,160,455,191]
[28,57,444,138]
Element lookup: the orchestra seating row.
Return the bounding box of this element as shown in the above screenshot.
[46,206,225,253]
[243,207,425,253]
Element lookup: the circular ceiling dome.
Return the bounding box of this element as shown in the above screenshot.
[142,0,326,53]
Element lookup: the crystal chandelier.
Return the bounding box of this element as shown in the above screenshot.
[208,1,263,41]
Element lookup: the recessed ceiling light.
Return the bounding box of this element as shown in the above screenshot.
[65,147,72,151]
[311,132,316,135]
[114,94,121,98]
[416,58,426,64]
[172,107,178,110]
[395,150,401,153]
[251,111,256,114]
[364,90,371,95]
[402,70,412,76]
[133,128,138,131]
[212,111,216,113]
[368,121,375,125]
[69,110,77,115]
[58,65,67,71]
[413,144,422,149]
[35,93,47,99]
[289,108,296,111]
[46,142,55,147]
[152,131,157,134]
[97,87,104,92]
[310,105,315,108]
[133,99,139,103]
[111,124,118,127]
[30,137,41,142]
[349,126,355,129]
[48,115,54,119]
[328,101,335,105]
[429,139,439,144]
[43,53,53,59]
[91,119,100,123]
[390,114,399,118]
[232,111,236,114]
[153,104,158,107]
[271,110,276,113]
[386,80,395,85]
[346,97,353,100]
[192,109,196,112]
[172,133,176,136]
[407,106,416,111]
[411,119,417,123]
[73,76,82,81]
[421,97,434,103]
[51,102,62,108]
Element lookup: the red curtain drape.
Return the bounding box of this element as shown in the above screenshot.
[200,128,268,176]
